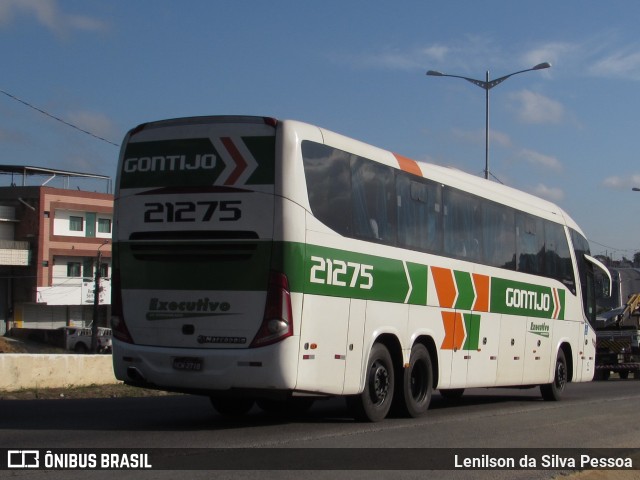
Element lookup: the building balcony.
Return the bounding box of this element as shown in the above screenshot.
[0,240,30,266]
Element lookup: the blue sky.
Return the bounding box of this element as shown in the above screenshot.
[1,1,640,259]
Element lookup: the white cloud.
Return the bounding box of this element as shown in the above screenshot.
[510,89,564,124]
[603,174,640,190]
[589,48,640,81]
[520,42,578,72]
[532,184,565,202]
[351,43,452,71]
[518,148,563,172]
[452,128,512,148]
[0,0,106,36]
[66,110,118,142]
[420,45,449,62]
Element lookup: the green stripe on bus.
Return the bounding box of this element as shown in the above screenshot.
[490,278,565,320]
[117,239,566,320]
[453,271,474,310]
[300,244,428,305]
[462,313,481,350]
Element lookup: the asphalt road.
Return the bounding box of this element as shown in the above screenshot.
[1,379,639,480]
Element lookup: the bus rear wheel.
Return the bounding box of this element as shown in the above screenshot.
[397,344,432,418]
[348,343,394,422]
[541,350,567,401]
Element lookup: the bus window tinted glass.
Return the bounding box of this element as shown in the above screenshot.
[516,213,544,275]
[545,222,575,292]
[483,201,515,269]
[443,189,482,262]
[396,173,441,252]
[351,157,396,243]
[302,141,352,235]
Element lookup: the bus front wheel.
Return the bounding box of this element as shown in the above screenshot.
[541,349,567,401]
[348,343,395,422]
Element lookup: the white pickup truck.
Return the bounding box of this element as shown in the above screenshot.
[62,326,112,353]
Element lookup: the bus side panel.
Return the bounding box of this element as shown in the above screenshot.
[577,322,596,381]
[465,312,500,388]
[496,315,526,386]
[295,294,350,394]
[523,317,552,384]
[342,299,366,395]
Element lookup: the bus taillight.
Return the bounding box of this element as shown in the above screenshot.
[110,267,134,344]
[250,271,293,348]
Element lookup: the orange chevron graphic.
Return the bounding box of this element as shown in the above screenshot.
[441,311,465,350]
[431,266,456,308]
[472,273,490,312]
[393,153,423,177]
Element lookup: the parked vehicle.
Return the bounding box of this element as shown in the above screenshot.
[61,326,112,354]
[595,268,640,380]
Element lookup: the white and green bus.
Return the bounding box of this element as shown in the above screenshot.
[112,116,609,421]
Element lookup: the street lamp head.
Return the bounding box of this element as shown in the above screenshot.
[532,62,552,70]
[426,70,444,76]
[632,187,640,192]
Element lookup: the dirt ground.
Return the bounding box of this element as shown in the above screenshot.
[0,334,66,354]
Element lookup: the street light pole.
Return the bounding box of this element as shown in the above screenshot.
[426,62,551,180]
[91,241,110,353]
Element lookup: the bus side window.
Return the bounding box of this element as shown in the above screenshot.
[396,174,441,252]
[351,157,396,244]
[516,213,544,275]
[301,141,352,236]
[443,188,482,262]
[482,201,515,270]
[545,222,575,292]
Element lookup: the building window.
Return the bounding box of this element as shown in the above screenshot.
[67,262,82,277]
[99,263,109,278]
[69,216,83,232]
[98,218,112,234]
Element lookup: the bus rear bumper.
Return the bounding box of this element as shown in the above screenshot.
[112,338,300,395]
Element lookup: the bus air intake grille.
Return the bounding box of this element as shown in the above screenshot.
[128,231,259,262]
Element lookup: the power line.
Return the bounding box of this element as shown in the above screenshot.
[0,88,120,147]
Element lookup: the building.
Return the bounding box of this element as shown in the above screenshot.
[0,166,112,334]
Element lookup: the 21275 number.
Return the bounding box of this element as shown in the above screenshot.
[309,256,373,290]
[144,201,241,223]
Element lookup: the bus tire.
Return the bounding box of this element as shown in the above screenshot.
[541,349,567,401]
[619,370,629,380]
[210,397,255,417]
[348,343,395,422]
[397,344,432,418]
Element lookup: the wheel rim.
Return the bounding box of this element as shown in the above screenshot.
[555,360,567,390]
[369,360,390,405]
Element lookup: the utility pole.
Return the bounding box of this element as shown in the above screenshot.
[91,241,109,353]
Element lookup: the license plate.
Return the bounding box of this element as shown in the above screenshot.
[173,357,203,371]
